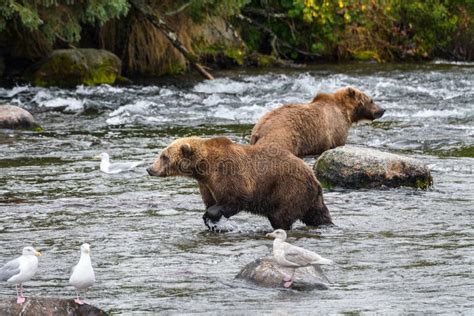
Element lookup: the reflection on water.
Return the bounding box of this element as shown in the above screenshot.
[0,63,473,314]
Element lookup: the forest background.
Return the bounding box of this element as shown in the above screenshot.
[0,0,472,79]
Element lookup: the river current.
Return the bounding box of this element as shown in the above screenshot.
[0,62,473,314]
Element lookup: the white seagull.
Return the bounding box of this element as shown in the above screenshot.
[95,152,144,174]
[69,243,96,305]
[0,246,41,304]
[266,229,333,288]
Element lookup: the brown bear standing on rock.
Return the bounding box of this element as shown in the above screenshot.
[147,137,332,230]
[250,87,385,157]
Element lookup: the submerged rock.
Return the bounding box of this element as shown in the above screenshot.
[314,146,433,189]
[0,105,40,129]
[29,49,122,87]
[0,297,107,315]
[236,257,330,290]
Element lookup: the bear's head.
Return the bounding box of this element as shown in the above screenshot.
[147,137,208,178]
[337,87,385,122]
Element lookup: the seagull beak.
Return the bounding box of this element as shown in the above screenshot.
[93,155,101,160]
[35,251,42,257]
[265,232,275,238]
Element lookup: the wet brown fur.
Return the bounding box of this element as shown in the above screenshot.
[250,87,385,157]
[148,136,332,229]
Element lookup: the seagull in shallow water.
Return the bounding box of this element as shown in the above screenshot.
[69,243,95,305]
[95,152,144,174]
[266,229,333,288]
[0,246,41,304]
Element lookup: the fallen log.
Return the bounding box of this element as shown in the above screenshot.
[129,0,214,80]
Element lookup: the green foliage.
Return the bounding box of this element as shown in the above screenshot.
[0,0,471,67]
[0,0,251,47]
[392,0,460,56]
[240,0,473,61]
[0,0,129,44]
[185,0,250,21]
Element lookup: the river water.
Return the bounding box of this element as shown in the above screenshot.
[0,62,473,314]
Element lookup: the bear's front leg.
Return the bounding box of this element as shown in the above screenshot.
[203,205,224,231]
[203,204,239,231]
[268,213,294,230]
[199,183,216,208]
[204,204,223,221]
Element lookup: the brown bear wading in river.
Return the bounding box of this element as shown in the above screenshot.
[147,137,332,230]
[250,87,385,157]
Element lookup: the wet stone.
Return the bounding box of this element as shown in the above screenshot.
[314,146,433,189]
[0,297,107,316]
[0,104,40,130]
[236,257,330,290]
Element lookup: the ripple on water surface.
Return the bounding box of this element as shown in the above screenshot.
[0,63,473,314]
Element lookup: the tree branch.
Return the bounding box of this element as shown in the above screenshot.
[129,0,214,80]
[165,2,192,16]
[241,7,288,19]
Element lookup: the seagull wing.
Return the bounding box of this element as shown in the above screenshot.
[69,263,78,284]
[108,161,143,173]
[283,243,333,266]
[70,263,77,275]
[130,161,145,168]
[0,258,20,281]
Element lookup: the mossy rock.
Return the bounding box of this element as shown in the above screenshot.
[352,50,382,62]
[314,146,433,189]
[244,53,295,67]
[197,45,246,69]
[224,47,245,66]
[28,49,122,88]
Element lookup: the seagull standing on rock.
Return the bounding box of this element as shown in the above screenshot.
[69,243,95,305]
[266,229,333,288]
[95,152,144,174]
[0,246,41,304]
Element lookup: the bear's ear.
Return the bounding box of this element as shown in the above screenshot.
[180,143,193,158]
[346,87,356,98]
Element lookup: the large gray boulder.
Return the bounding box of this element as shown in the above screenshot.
[0,297,107,315]
[0,104,40,129]
[29,49,122,87]
[314,146,433,189]
[236,257,330,290]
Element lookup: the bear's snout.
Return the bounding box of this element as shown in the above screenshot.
[374,108,385,119]
[147,167,157,176]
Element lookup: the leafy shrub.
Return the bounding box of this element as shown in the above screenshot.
[239,0,473,61]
